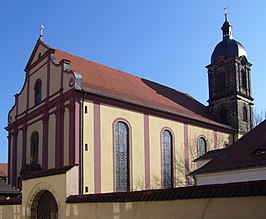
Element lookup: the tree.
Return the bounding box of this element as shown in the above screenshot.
[254,109,266,127]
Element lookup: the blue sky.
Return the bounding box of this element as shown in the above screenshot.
[1,1,266,162]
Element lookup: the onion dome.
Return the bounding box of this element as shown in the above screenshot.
[211,13,247,64]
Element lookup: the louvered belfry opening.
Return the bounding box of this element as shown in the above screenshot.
[36,191,58,219]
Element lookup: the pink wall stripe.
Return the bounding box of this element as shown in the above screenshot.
[74,101,80,164]
[42,115,49,169]
[68,104,75,165]
[183,123,189,186]
[12,130,18,187]
[55,109,61,167]
[214,131,218,149]
[94,101,101,193]
[144,114,150,190]
[22,122,27,165]
[8,135,11,184]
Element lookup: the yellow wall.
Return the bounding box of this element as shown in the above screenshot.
[83,101,94,193]
[66,196,266,219]
[17,130,23,176]
[27,120,43,165]
[100,103,145,192]
[48,113,56,168]
[83,101,232,192]
[28,59,47,110]
[187,125,231,172]
[49,63,61,96]
[31,45,47,64]
[149,115,184,188]
[64,109,70,166]
[17,85,27,119]
[1,195,266,219]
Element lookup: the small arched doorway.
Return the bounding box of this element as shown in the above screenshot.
[32,190,58,219]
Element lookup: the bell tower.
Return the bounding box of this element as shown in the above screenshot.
[206,11,254,137]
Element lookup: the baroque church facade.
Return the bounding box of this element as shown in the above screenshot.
[6,14,253,197]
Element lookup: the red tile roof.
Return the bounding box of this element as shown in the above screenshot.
[52,47,231,129]
[191,120,266,175]
[0,163,8,177]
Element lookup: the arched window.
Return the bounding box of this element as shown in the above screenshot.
[162,130,173,189]
[243,106,248,122]
[241,69,247,89]
[34,79,42,105]
[30,131,39,163]
[115,121,129,192]
[36,191,58,218]
[198,137,206,157]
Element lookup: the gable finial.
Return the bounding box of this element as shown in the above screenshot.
[223,6,228,21]
[39,24,44,41]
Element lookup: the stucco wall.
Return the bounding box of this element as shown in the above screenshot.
[1,196,266,219]
[64,196,266,219]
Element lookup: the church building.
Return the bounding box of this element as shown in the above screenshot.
[6,12,253,199]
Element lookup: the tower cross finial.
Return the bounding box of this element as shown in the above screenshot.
[223,6,228,20]
[39,24,44,41]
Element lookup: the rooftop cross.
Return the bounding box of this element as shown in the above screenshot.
[39,24,44,41]
[223,6,228,21]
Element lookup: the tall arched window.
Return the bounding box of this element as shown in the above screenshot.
[198,137,206,157]
[34,79,42,105]
[243,106,248,122]
[162,130,173,189]
[115,121,129,192]
[31,131,39,163]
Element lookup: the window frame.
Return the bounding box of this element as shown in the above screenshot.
[34,79,42,105]
[243,106,248,122]
[161,128,174,189]
[241,69,247,89]
[30,131,39,163]
[114,120,130,192]
[197,136,207,157]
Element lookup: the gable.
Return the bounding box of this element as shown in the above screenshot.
[25,39,53,72]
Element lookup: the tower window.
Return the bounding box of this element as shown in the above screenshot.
[115,121,130,192]
[243,106,248,122]
[30,131,39,163]
[34,79,42,105]
[219,71,226,90]
[161,129,173,189]
[241,69,247,89]
[198,137,207,157]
